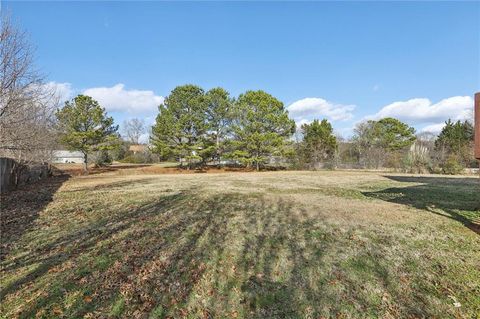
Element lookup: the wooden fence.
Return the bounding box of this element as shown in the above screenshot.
[0,158,51,193]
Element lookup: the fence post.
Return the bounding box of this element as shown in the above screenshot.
[0,158,14,193]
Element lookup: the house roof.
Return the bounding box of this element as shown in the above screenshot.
[129,144,147,152]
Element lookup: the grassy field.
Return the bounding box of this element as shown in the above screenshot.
[1,167,479,318]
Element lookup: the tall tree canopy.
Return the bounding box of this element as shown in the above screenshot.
[56,95,119,172]
[354,118,416,151]
[229,90,295,170]
[205,87,234,163]
[372,117,416,151]
[301,119,337,169]
[150,85,208,167]
[353,118,416,168]
[435,119,474,165]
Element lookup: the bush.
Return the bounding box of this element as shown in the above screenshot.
[120,151,157,164]
[93,150,112,167]
[442,155,464,175]
[120,154,143,164]
[110,144,129,161]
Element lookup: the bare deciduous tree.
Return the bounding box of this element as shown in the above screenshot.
[0,13,58,163]
[123,118,145,144]
[352,121,386,169]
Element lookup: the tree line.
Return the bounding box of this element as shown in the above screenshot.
[52,84,476,174]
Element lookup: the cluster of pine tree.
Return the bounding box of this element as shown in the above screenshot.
[150,85,296,170]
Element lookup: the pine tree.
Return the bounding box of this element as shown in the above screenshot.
[301,119,337,169]
[56,95,119,172]
[229,90,295,170]
[151,85,208,168]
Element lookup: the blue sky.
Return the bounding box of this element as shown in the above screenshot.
[3,1,479,139]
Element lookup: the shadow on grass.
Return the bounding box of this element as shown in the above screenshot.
[0,174,70,261]
[363,175,480,235]
[1,180,476,318]
[0,191,316,317]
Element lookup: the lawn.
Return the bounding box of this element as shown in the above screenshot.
[1,168,479,318]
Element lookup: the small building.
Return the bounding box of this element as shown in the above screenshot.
[52,150,84,163]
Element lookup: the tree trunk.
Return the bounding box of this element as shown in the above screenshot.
[83,152,88,174]
[216,134,220,165]
[255,150,260,171]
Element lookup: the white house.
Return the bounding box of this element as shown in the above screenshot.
[52,150,84,163]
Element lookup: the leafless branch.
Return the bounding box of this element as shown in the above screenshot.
[0,12,59,163]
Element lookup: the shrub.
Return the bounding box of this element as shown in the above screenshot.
[403,143,431,173]
[121,154,143,164]
[93,150,112,167]
[442,155,464,175]
[120,152,157,164]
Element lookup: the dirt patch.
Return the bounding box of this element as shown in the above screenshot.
[55,163,260,176]
[134,165,255,175]
[54,164,152,176]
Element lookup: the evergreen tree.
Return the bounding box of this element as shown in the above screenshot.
[56,95,119,172]
[205,87,234,164]
[229,90,295,170]
[150,85,208,168]
[373,118,416,151]
[301,119,337,169]
[353,118,416,168]
[435,119,474,169]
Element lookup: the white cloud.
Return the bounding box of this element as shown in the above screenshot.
[40,82,74,106]
[296,118,313,127]
[420,123,446,134]
[366,96,473,124]
[83,83,164,114]
[287,97,356,126]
